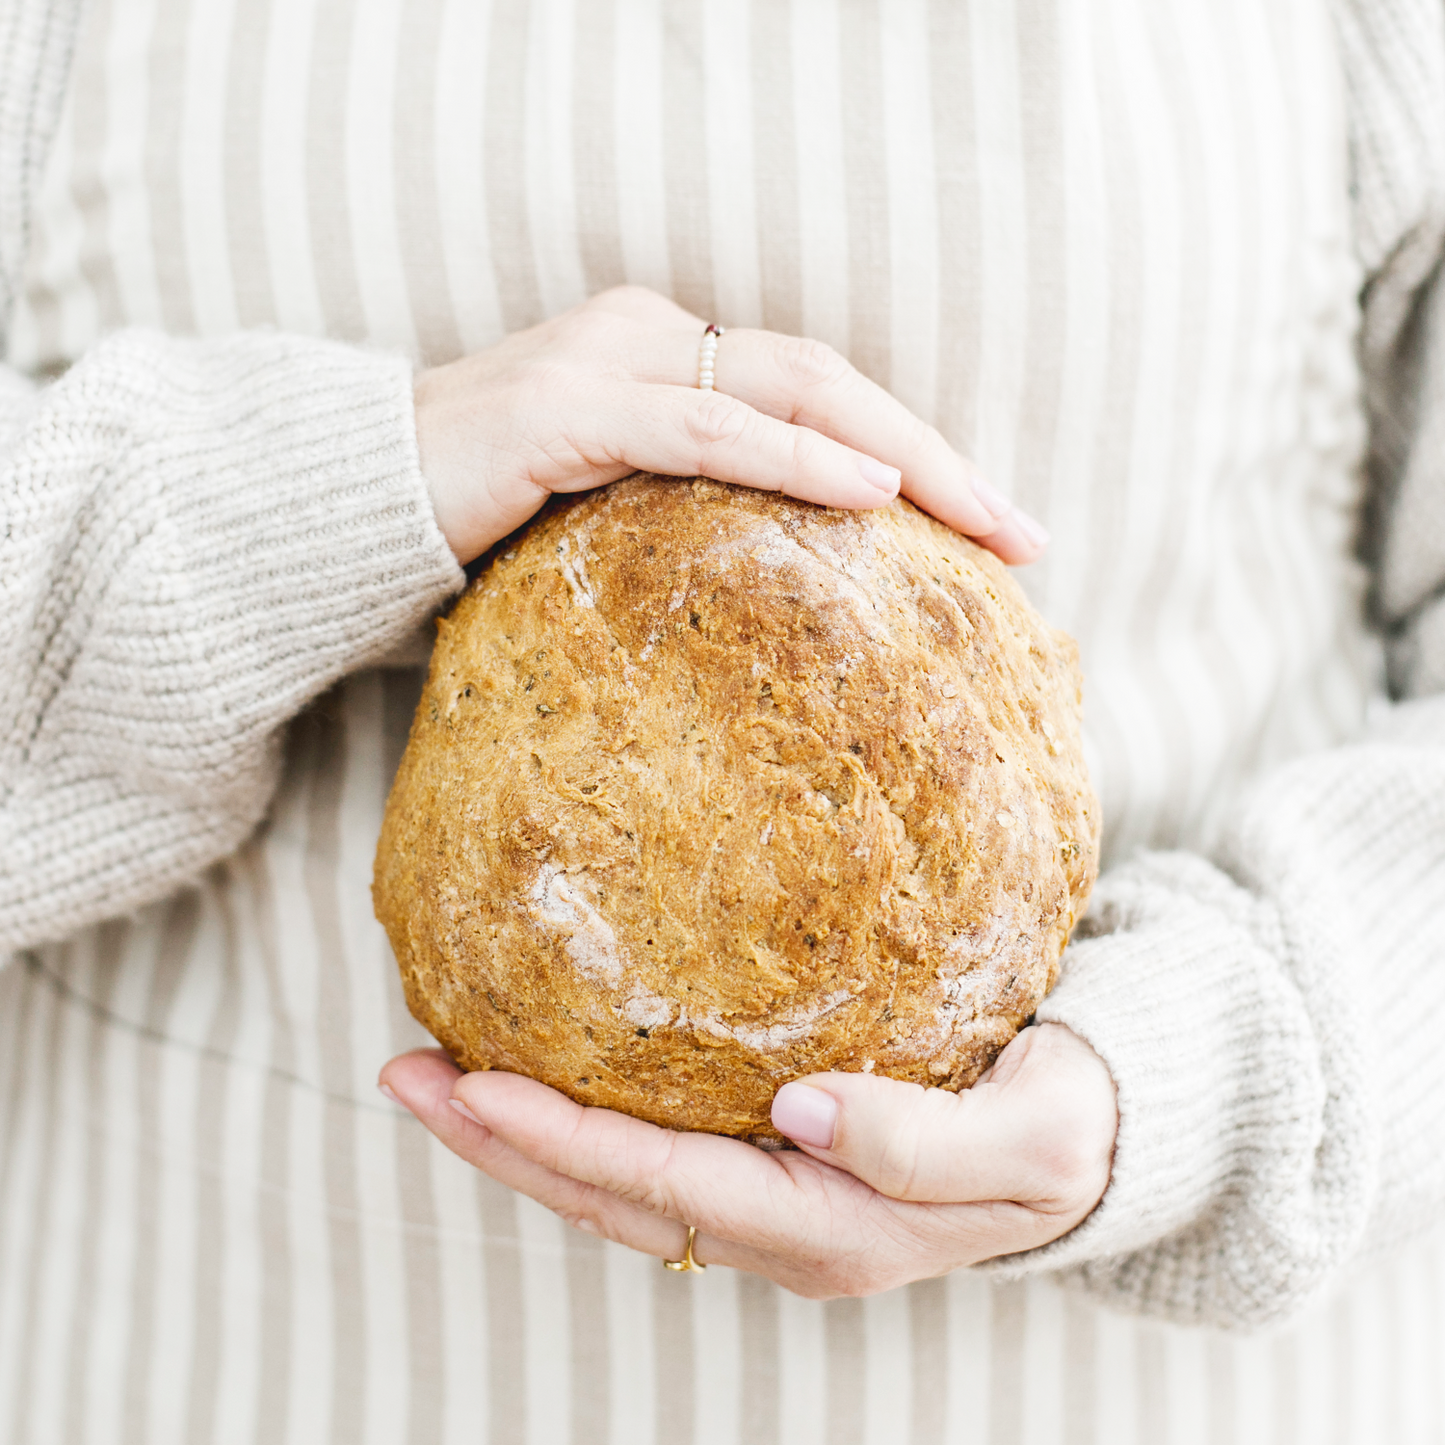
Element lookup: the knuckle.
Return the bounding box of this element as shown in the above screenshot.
[563,307,628,354]
[1013,1029,1117,1203]
[900,411,943,460]
[1026,1134,1089,1193]
[686,392,754,452]
[786,424,833,475]
[587,283,658,313]
[868,1088,940,1200]
[1028,1127,1103,1196]
[780,335,853,392]
[623,1181,673,1215]
[515,359,572,407]
[607,1132,682,1218]
[1022,1106,1112,1202]
[873,1130,925,1200]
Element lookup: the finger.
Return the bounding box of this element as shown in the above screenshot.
[450,1067,931,1259]
[963,508,1050,567]
[379,1048,481,1155]
[381,1052,615,1222]
[454,1070,797,1226]
[400,1060,1080,1292]
[769,1024,1117,1212]
[561,379,902,511]
[631,327,1047,560]
[381,1053,751,1266]
[381,1053,592,1208]
[454,1070,1078,1292]
[380,1046,464,1092]
[447,1070,915,1291]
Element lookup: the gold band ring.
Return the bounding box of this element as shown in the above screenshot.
[663,1225,707,1273]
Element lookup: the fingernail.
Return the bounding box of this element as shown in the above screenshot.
[574,1217,598,1235]
[1012,507,1050,548]
[449,1098,482,1125]
[771,1083,838,1149]
[378,1082,401,1105]
[856,456,902,497]
[970,472,1012,519]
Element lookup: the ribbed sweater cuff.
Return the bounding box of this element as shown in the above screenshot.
[42,330,465,789]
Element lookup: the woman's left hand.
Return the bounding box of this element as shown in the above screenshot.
[379,1022,1117,1297]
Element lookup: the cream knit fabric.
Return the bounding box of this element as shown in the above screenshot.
[0,329,463,948]
[0,0,1442,1370]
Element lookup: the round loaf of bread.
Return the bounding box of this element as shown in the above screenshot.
[373,475,1099,1143]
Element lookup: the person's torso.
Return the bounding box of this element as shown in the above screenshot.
[4,3,1430,1442]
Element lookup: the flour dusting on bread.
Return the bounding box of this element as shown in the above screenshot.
[373,476,1099,1141]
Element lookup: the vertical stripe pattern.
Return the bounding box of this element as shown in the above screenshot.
[0,0,1423,1441]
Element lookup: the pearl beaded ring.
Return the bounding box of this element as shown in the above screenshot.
[698,323,725,391]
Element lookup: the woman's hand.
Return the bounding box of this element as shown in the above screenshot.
[413,286,1048,566]
[379,1023,1117,1298]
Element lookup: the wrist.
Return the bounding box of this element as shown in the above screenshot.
[413,363,546,565]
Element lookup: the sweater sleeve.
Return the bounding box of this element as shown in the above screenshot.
[0,328,464,954]
[985,0,1445,1329]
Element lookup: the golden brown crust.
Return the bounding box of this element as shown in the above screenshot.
[373,477,1099,1142]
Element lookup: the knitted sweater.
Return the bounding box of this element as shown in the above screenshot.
[0,0,1442,1333]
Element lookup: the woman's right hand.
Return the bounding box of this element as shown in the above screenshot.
[412,286,1049,566]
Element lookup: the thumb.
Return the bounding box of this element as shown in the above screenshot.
[769,1024,1117,1210]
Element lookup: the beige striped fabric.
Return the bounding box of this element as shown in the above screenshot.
[4,0,1441,1440]
[5,673,1445,1445]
